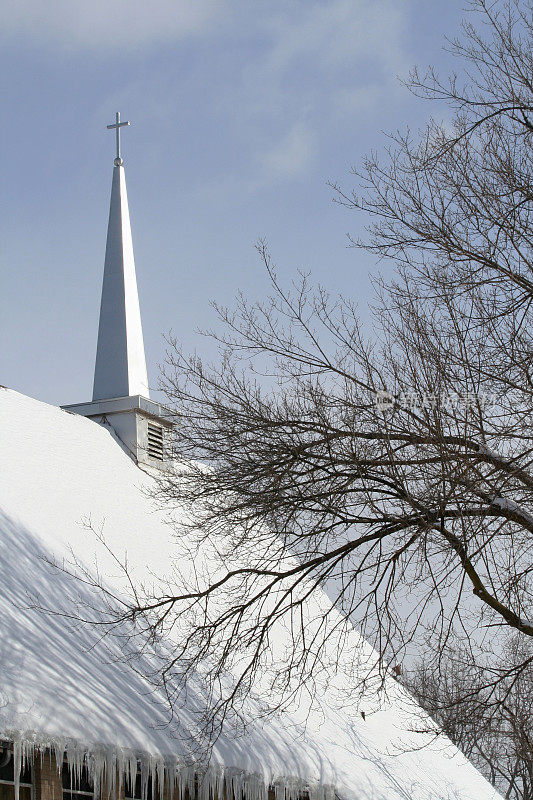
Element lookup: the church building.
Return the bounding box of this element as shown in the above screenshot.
[0,115,503,800]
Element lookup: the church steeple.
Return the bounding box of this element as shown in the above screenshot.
[63,113,173,469]
[93,113,149,401]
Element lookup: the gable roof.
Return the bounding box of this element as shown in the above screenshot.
[0,388,502,800]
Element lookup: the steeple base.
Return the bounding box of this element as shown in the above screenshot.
[62,396,174,470]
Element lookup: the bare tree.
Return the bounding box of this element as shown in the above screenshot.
[405,636,533,800]
[90,0,532,742]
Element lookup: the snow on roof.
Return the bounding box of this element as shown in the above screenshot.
[0,389,502,800]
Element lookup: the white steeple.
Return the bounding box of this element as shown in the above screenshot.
[92,112,150,401]
[63,113,173,469]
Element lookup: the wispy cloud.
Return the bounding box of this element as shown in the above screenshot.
[212,0,409,186]
[1,0,223,49]
[216,0,407,127]
[261,122,317,180]
[263,0,407,75]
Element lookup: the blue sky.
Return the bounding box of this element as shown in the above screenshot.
[1,0,467,406]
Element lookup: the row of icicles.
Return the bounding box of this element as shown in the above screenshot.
[0,737,335,800]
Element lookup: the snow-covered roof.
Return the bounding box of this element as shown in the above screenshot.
[0,388,501,800]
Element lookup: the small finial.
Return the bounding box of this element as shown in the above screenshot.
[107,112,131,163]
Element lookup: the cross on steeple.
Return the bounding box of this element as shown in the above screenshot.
[107,112,130,165]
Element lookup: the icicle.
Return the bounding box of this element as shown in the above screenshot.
[105,747,116,800]
[149,755,155,800]
[93,748,104,800]
[52,739,65,776]
[140,753,149,800]
[165,757,175,800]
[155,757,164,800]
[13,738,21,800]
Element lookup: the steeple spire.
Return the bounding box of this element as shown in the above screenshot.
[63,112,173,469]
[92,113,149,401]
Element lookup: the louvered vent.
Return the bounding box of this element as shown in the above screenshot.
[147,423,164,461]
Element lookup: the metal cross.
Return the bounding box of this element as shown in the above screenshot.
[107,112,130,164]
